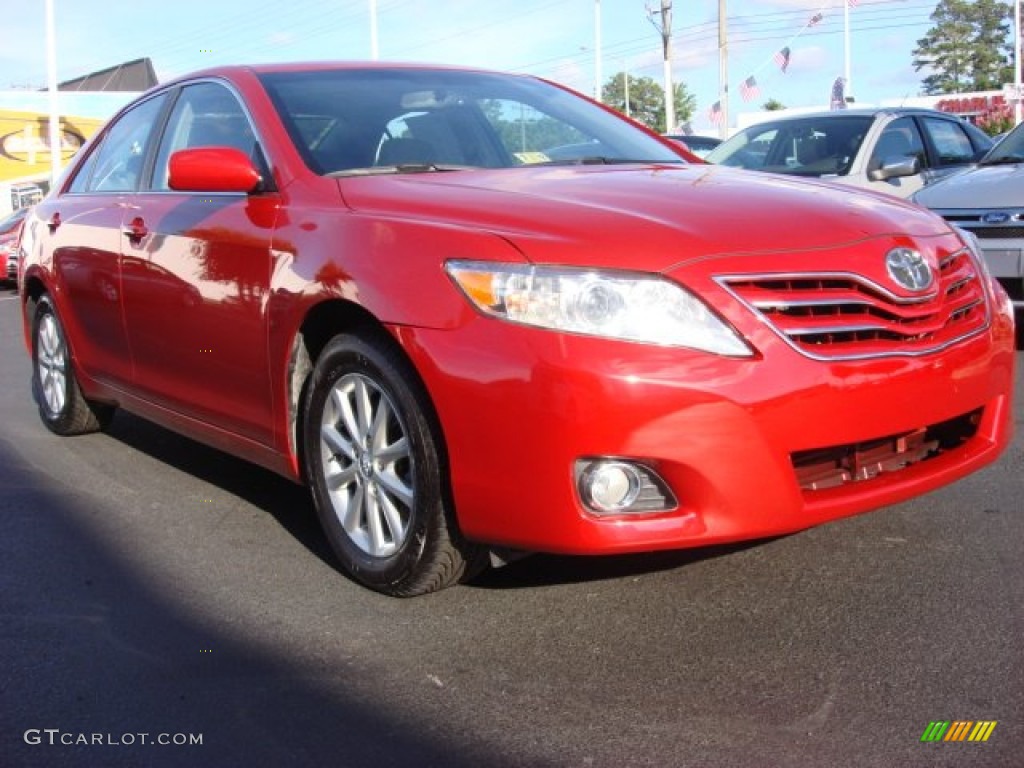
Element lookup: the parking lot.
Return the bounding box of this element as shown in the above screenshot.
[1,287,1021,767]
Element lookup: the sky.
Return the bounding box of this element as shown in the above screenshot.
[0,0,944,133]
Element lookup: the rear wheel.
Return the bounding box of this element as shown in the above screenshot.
[31,294,114,435]
[303,333,484,596]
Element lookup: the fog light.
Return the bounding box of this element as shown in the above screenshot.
[576,459,677,516]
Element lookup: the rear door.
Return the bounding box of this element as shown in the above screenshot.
[119,80,280,444]
[36,92,169,388]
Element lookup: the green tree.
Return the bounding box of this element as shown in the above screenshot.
[670,82,697,130]
[913,0,1014,94]
[602,73,695,133]
[762,98,786,111]
[971,0,1014,89]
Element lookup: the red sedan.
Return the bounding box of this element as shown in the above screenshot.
[1,206,29,284]
[18,63,1015,595]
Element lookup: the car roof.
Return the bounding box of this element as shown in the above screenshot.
[157,60,528,89]
[753,107,960,121]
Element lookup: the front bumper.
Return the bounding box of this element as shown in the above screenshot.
[396,298,1015,555]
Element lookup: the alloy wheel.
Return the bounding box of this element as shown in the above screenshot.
[37,312,67,417]
[319,373,414,558]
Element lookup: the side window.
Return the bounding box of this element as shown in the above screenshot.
[869,117,925,171]
[921,117,975,167]
[151,82,258,191]
[66,144,100,193]
[85,94,167,193]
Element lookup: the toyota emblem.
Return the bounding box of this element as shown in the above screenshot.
[885,248,933,292]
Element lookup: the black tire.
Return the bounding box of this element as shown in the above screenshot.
[302,333,484,596]
[31,294,115,436]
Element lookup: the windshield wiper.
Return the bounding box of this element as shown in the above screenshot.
[329,163,473,178]
[980,155,1024,166]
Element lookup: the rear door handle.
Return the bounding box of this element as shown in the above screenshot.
[122,217,148,242]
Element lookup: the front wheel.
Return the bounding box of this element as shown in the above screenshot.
[302,333,484,596]
[31,294,115,435]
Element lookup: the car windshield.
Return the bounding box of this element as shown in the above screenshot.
[705,115,873,177]
[980,122,1024,165]
[258,68,685,176]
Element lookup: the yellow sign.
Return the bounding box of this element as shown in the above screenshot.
[0,109,105,183]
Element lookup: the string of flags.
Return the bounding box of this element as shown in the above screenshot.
[705,0,857,125]
[773,47,791,74]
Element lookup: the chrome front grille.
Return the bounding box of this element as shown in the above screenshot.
[719,249,989,359]
[956,225,1024,240]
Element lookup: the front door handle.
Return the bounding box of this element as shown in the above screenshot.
[122,217,148,243]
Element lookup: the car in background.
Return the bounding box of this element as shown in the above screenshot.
[664,133,722,158]
[705,108,993,198]
[16,63,1015,596]
[912,120,1024,339]
[0,206,28,286]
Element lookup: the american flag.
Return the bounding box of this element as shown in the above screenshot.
[773,46,791,73]
[809,12,824,26]
[739,76,760,103]
[708,101,723,126]
[830,76,847,110]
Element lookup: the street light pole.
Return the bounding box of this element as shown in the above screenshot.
[843,0,852,102]
[718,0,727,138]
[1016,0,1022,125]
[370,0,379,60]
[623,68,631,117]
[45,0,61,189]
[594,0,603,101]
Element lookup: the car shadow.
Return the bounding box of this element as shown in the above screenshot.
[103,410,337,567]
[472,540,775,591]
[0,436,557,768]
[102,409,778,593]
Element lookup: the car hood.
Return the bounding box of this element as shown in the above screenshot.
[913,163,1024,208]
[338,164,949,272]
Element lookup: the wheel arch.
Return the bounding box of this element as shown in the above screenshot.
[20,274,48,353]
[286,298,450,489]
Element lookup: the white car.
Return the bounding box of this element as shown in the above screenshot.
[913,121,1024,326]
[706,107,993,198]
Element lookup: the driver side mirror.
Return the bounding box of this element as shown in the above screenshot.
[168,146,263,193]
[868,155,920,182]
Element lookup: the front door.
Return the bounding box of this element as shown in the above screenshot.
[119,81,279,445]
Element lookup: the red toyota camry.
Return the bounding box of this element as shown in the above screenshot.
[18,63,1015,595]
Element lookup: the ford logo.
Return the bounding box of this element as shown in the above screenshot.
[982,211,1011,224]
[885,248,933,292]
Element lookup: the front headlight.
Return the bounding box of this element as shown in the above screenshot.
[953,226,993,281]
[446,260,752,356]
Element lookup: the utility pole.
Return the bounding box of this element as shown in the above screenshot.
[718,0,728,138]
[648,1,675,132]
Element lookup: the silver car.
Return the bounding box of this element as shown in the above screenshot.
[705,107,993,198]
[913,120,1024,320]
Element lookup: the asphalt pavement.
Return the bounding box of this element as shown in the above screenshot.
[1,286,1021,768]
